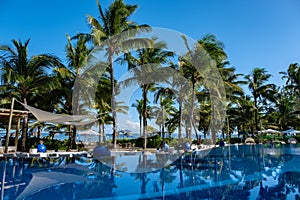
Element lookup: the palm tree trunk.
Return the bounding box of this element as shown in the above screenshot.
[109,51,117,149]
[178,100,183,139]
[21,98,28,152]
[72,86,80,149]
[254,96,259,132]
[37,126,41,139]
[142,85,147,149]
[162,105,165,144]
[71,126,77,149]
[189,81,195,139]
[139,115,142,137]
[211,104,216,145]
[204,129,207,139]
[99,122,104,143]
[192,120,199,142]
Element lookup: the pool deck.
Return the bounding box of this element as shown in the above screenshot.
[0,144,253,159]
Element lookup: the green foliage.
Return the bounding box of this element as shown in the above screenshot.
[135,134,162,148]
[228,138,242,144]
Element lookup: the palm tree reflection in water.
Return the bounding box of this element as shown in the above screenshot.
[1,145,300,199]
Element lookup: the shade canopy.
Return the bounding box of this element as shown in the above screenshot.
[18,101,98,126]
[16,171,94,200]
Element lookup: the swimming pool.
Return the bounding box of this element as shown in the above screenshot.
[1,144,299,200]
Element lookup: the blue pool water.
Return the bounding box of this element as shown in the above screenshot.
[1,144,300,200]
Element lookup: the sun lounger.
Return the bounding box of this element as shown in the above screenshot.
[7,146,17,152]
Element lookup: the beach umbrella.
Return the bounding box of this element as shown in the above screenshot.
[258,129,279,134]
[281,128,300,136]
[118,129,132,138]
[78,129,101,143]
[288,138,297,144]
[245,137,255,144]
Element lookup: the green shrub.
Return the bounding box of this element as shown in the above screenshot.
[229,138,242,144]
[135,134,162,148]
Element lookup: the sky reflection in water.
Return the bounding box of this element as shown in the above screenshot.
[0,144,300,200]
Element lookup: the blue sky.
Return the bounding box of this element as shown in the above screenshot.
[1,0,300,132]
[1,0,300,85]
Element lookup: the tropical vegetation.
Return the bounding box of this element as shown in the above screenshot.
[1,0,300,151]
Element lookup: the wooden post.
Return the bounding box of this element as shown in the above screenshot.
[14,116,21,149]
[5,97,15,153]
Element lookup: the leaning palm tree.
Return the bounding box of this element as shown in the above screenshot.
[244,68,276,132]
[86,0,151,148]
[0,39,62,151]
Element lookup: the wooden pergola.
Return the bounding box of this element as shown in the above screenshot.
[0,98,29,153]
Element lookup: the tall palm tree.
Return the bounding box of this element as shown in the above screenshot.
[244,68,276,132]
[95,73,112,142]
[179,46,204,139]
[198,34,228,143]
[121,39,173,149]
[52,34,94,149]
[0,39,62,151]
[220,66,246,139]
[180,33,227,143]
[86,0,150,148]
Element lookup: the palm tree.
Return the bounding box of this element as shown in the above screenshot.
[198,34,227,66]
[95,73,112,142]
[121,39,173,149]
[220,66,246,139]
[281,63,300,96]
[180,33,227,143]
[132,99,143,137]
[154,90,178,142]
[198,34,228,143]
[197,98,211,139]
[86,0,150,148]
[244,68,276,132]
[232,95,256,134]
[266,88,300,131]
[179,46,204,139]
[151,70,189,140]
[0,39,62,151]
[52,34,94,149]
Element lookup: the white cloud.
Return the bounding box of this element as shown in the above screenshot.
[121,119,140,133]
